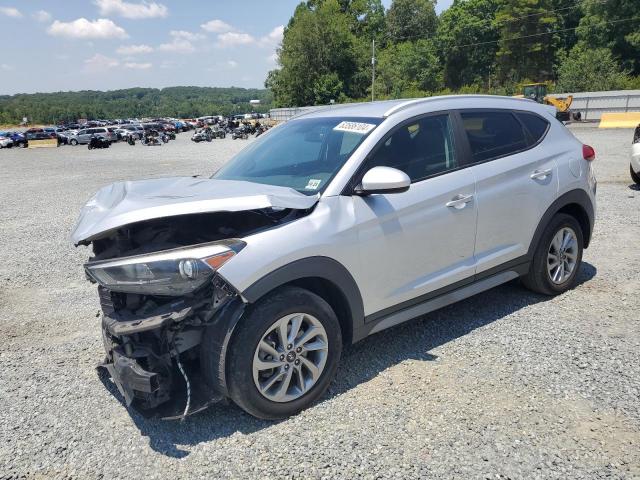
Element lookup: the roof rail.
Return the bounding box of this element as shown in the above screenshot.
[383,99,432,117]
[382,94,522,117]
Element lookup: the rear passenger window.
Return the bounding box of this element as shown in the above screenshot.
[368,114,457,182]
[460,111,528,162]
[516,112,549,144]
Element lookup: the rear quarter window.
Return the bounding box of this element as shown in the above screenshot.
[460,110,529,162]
[516,112,549,144]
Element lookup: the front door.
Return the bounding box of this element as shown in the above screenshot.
[351,113,478,318]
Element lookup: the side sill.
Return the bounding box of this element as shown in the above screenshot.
[366,269,519,336]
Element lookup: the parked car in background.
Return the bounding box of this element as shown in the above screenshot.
[70,127,114,145]
[123,125,145,139]
[106,127,121,142]
[24,128,56,140]
[0,134,14,148]
[631,124,640,185]
[0,131,26,147]
[174,120,188,132]
[55,128,71,145]
[142,122,164,134]
[160,122,176,133]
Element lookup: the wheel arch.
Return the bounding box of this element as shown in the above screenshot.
[241,256,365,346]
[528,189,594,257]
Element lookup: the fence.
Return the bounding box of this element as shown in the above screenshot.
[548,90,640,121]
[270,90,640,122]
[269,105,348,122]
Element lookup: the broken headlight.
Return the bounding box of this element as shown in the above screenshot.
[85,240,244,296]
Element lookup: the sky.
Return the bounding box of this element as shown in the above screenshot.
[0,0,453,95]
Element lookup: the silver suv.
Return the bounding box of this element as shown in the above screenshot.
[72,95,597,419]
[70,127,114,145]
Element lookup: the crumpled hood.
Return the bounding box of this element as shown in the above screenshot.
[71,176,319,245]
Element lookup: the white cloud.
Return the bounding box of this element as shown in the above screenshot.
[48,18,128,39]
[169,30,205,41]
[84,54,120,73]
[1,63,15,71]
[206,60,240,72]
[0,6,22,18]
[124,62,152,69]
[261,25,284,46]
[32,10,51,22]
[94,0,168,19]
[201,19,233,33]
[266,52,278,64]
[116,44,153,55]
[158,38,194,53]
[156,30,207,53]
[216,31,255,48]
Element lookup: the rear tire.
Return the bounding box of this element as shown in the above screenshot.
[522,213,584,295]
[223,286,342,419]
[631,164,640,185]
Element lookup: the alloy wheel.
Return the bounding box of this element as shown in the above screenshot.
[547,227,578,284]
[252,313,329,403]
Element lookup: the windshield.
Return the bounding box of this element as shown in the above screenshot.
[213,116,381,194]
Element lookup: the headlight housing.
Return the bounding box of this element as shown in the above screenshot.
[85,240,244,296]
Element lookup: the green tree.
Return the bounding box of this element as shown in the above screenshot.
[550,0,582,57]
[377,39,443,97]
[556,45,630,92]
[268,0,361,106]
[386,0,437,43]
[339,0,386,39]
[494,0,559,83]
[576,0,640,75]
[436,0,500,89]
[0,87,273,124]
[313,72,345,103]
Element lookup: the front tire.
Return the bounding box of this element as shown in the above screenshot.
[522,213,584,295]
[631,164,640,185]
[70,139,78,146]
[223,287,342,419]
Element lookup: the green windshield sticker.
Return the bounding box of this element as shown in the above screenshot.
[333,121,376,135]
[305,179,322,190]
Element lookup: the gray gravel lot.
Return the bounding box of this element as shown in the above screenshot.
[1,128,639,479]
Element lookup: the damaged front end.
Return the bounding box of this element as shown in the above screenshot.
[97,274,242,418]
[89,237,245,418]
[72,177,318,418]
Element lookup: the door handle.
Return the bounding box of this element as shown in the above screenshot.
[530,168,552,180]
[446,194,474,209]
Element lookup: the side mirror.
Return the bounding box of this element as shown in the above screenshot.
[357,166,411,195]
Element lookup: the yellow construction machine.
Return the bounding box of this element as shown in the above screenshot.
[516,83,581,121]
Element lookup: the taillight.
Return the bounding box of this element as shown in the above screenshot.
[582,144,595,161]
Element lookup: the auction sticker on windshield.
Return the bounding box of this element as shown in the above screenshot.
[333,121,376,134]
[305,178,322,190]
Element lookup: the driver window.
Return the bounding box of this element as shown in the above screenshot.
[368,114,457,182]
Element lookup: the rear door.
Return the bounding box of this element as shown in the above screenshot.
[352,113,478,317]
[458,109,558,274]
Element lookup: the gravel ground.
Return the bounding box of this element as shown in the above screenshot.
[0,128,639,479]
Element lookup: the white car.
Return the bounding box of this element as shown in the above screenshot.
[0,136,14,148]
[631,124,640,184]
[73,95,597,420]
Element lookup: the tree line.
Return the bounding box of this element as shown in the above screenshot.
[266,0,640,106]
[0,87,273,125]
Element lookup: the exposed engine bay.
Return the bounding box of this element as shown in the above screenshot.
[83,208,306,418]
